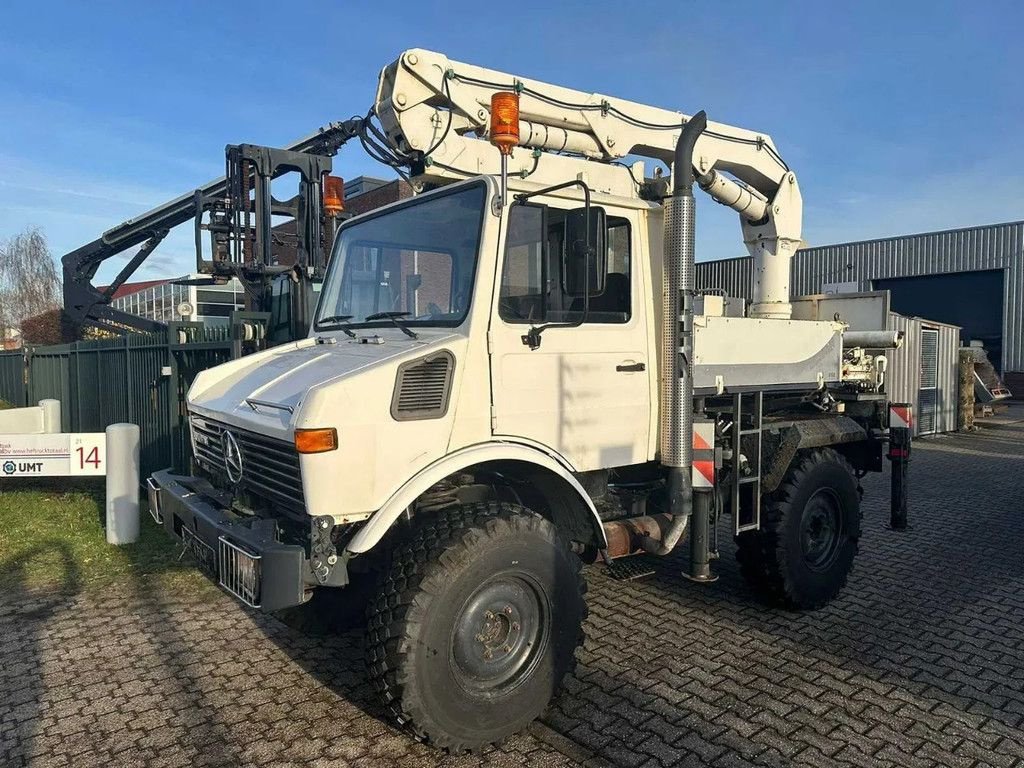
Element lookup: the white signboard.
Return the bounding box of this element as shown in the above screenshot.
[0,433,106,477]
[821,281,860,295]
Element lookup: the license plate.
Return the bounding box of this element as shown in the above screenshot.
[181,526,217,579]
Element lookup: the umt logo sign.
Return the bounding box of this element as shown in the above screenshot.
[3,460,43,474]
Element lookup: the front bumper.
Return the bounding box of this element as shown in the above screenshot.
[147,469,309,612]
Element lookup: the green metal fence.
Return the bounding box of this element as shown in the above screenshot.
[0,350,27,407]
[0,324,234,478]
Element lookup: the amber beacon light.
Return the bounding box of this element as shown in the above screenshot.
[489,91,520,155]
[323,175,345,215]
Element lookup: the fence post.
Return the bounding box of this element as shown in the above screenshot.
[25,345,34,407]
[167,323,188,472]
[106,423,141,545]
[124,335,135,424]
[69,342,79,432]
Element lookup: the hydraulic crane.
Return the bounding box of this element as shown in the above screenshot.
[61,119,365,336]
[62,52,800,336]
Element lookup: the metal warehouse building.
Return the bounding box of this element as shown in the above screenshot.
[696,220,1024,391]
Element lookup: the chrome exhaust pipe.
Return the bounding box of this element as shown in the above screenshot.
[642,111,707,556]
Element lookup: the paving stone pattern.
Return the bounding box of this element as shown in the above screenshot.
[2,416,1024,767]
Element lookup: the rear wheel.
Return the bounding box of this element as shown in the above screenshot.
[365,502,586,752]
[735,448,861,610]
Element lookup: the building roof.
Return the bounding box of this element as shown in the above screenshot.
[100,279,171,300]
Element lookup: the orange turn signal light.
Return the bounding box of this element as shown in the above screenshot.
[489,91,520,156]
[294,427,338,454]
[323,175,345,214]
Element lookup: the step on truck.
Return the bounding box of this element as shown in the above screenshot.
[147,49,910,751]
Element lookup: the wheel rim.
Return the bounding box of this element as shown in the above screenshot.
[800,488,844,572]
[450,573,550,695]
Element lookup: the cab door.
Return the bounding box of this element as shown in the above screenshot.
[488,202,650,471]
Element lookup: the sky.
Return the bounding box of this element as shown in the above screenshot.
[0,1,1021,284]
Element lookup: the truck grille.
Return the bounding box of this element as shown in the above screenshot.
[190,416,305,515]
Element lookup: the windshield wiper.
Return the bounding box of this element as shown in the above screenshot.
[365,311,418,340]
[318,314,358,338]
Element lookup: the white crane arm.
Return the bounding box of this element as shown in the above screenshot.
[374,49,803,318]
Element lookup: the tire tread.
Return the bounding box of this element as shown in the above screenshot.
[365,501,586,752]
[735,448,860,610]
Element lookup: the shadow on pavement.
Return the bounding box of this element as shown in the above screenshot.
[0,541,81,767]
[591,420,1024,761]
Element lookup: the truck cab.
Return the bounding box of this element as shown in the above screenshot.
[172,171,666,561]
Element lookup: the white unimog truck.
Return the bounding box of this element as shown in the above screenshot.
[147,50,906,750]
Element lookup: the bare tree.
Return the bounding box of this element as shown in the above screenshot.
[0,228,62,343]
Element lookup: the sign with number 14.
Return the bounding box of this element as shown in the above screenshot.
[0,434,106,477]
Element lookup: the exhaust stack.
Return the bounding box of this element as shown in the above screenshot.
[641,111,707,556]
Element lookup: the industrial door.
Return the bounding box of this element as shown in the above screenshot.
[489,203,650,471]
[918,327,939,435]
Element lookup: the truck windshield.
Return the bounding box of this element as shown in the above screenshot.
[315,182,487,331]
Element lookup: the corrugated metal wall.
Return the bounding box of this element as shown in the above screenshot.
[695,255,753,299]
[695,255,751,305]
[886,313,960,437]
[696,220,1024,371]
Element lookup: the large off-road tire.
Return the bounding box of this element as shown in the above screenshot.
[274,573,376,635]
[365,502,587,752]
[735,448,861,610]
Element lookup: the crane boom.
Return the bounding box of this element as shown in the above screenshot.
[374,49,802,319]
[62,119,365,333]
[59,49,802,334]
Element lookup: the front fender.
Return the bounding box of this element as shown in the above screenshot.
[344,441,605,554]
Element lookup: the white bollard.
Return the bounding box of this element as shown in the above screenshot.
[105,423,141,545]
[39,399,61,434]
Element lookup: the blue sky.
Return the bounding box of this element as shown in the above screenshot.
[1,1,1021,283]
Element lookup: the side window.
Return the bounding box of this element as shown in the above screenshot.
[499,205,546,323]
[602,218,631,322]
[499,205,632,325]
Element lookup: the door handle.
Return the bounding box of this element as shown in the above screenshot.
[616,362,646,372]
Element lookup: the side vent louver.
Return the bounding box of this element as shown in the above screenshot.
[391,351,455,421]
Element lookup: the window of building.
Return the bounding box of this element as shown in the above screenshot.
[499,204,631,325]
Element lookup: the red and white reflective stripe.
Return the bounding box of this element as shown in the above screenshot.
[692,460,715,488]
[692,421,715,488]
[889,404,913,430]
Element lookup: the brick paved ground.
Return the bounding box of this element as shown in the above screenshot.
[2,411,1024,767]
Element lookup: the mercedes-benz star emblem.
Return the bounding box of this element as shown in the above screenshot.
[221,430,244,484]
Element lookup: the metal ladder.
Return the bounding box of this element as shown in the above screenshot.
[733,391,763,534]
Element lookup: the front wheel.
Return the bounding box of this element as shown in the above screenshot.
[735,448,861,610]
[365,502,586,752]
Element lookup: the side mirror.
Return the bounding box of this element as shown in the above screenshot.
[563,206,607,297]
